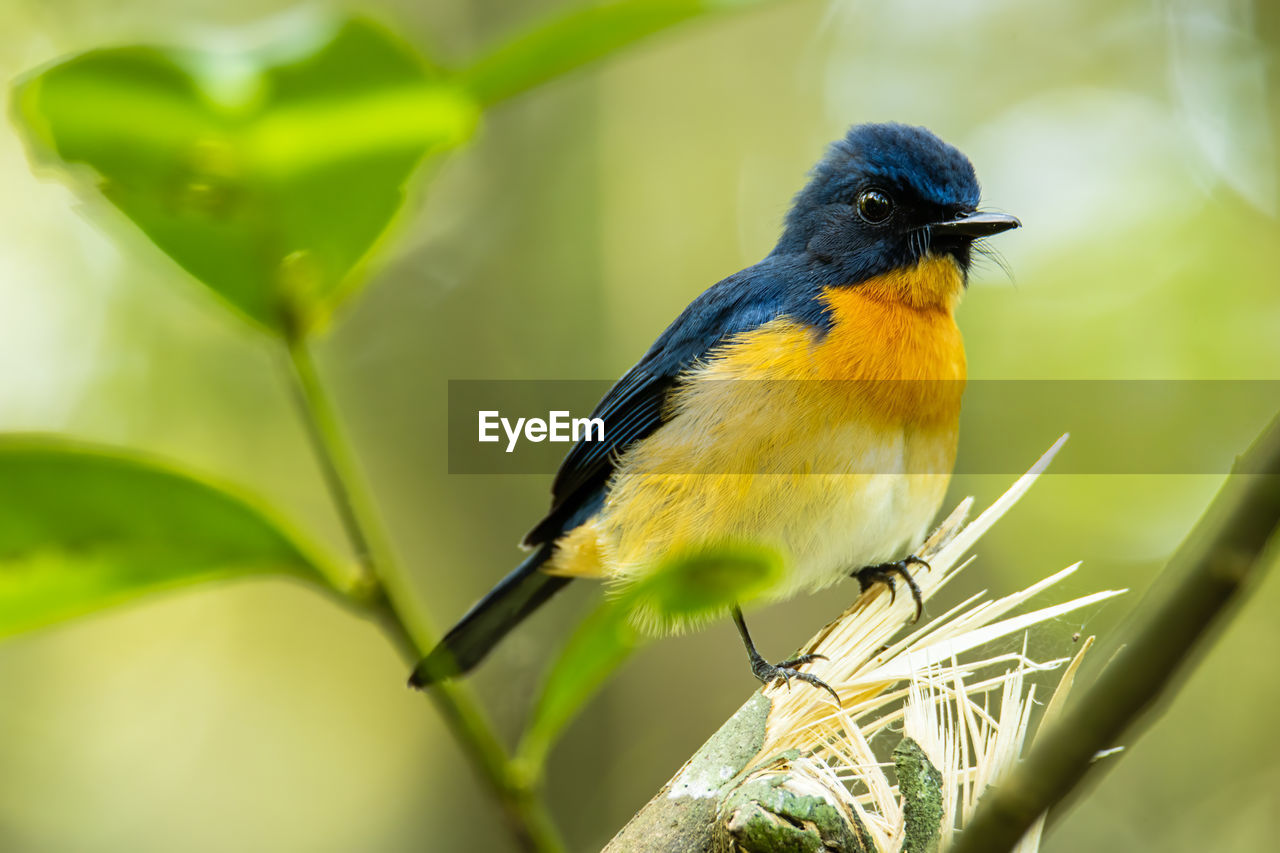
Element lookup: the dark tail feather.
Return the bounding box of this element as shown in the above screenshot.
[409,544,570,688]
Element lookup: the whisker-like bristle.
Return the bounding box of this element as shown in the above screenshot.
[974,241,1016,284]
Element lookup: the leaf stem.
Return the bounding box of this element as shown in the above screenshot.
[949,410,1280,853]
[281,335,564,853]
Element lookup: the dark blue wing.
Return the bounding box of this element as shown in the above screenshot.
[523,258,802,546]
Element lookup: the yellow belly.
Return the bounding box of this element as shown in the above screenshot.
[544,256,967,633]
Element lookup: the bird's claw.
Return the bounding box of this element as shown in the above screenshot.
[750,654,839,704]
[853,555,930,622]
[777,652,828,669]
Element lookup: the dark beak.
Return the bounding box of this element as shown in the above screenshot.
[929,211,1021,239]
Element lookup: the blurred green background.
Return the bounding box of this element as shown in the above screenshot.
[2,0,1279,850]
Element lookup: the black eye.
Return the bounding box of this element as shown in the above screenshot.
[856,189,893,224]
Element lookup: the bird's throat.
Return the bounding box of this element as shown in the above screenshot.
[839,254,966,313]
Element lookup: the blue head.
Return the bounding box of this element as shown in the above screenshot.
[774,123,1017,282]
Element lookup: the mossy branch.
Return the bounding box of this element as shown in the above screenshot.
[601,630,953,853]
[949,410,1280,853]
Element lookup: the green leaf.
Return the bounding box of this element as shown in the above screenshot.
[461,0,783,105]
[518,542,784,772]
[12,17,478,333]
[518,601,639,772]
[630,542,785,628]
[0,437,341,639]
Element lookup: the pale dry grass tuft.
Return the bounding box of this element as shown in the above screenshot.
[757,436,1123,851]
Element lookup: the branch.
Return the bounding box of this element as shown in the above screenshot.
[281,337,564,853]
[948,410,1280,853]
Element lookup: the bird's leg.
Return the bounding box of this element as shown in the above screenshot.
[731,605,839,703]
[851,555,930,621]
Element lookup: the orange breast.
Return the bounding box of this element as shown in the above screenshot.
[702,256,967,426]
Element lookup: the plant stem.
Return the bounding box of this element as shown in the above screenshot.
[949,410,1280,853]
[281,335,564,853]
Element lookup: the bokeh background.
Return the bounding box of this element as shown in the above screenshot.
[2,0,1279,850]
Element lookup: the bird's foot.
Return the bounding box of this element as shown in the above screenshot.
[749,652,839,703]
[852,555,930,621]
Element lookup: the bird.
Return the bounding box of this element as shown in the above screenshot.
[411,122,1019,696]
